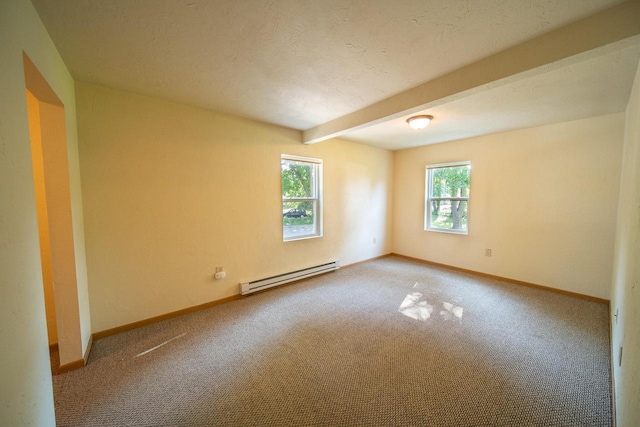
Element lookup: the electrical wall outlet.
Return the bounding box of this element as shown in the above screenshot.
[214,267,226,280]
[485,249,492,257]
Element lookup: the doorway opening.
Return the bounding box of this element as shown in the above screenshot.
[23,53,83,374]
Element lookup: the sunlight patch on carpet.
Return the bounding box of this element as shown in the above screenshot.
[136,333,187,358]
[399,292,463,323]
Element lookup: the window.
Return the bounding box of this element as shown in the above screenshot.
[425,161,471,234]
[281,155,322,241]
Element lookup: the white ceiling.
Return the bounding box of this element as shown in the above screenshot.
[31,0,639,150]
[342,42,640,149]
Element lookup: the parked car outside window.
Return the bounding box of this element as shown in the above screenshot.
[283,208,307,218]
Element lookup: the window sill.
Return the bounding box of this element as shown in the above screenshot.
[283,234,323,242]
[425,228,468,235]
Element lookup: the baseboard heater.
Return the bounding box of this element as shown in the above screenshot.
[241,261,340,295]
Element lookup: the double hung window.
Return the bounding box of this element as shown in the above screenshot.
[425,161,471,234]
[281,155,322,241]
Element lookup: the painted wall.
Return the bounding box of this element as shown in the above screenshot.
[611,59,640,427]
[26,89,58,346]
[76,82,393,333]
[0,0,91,425]
[33,95,84,366]
[393,113,624,300]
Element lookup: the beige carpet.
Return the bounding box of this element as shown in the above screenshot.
[53,256,612,426]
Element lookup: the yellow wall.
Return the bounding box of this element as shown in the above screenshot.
[0,0,91,425]
[611,59,640,427]
[75,82,394,333]
[26,89,58,346]
[393,113,624,300]
[37,98,84,365]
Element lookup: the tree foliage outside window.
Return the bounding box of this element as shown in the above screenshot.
[425,162,471,233]
[281,155,322,241]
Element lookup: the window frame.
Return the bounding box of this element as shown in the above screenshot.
[425,161,471,235]
[281,154,323,242]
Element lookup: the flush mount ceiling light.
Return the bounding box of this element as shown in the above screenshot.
[406,115,433,130]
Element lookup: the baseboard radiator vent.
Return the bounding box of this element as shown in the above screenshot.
[241,261,340,295]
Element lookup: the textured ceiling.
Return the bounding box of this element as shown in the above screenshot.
[31,0,638,148]
[342,42,640,150]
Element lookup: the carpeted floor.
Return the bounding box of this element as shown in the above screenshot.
[53,256,612,426]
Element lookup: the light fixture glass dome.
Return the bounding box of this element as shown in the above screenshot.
[406,115,433,130]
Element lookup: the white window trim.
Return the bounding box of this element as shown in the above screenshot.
[425,161,471,235]
[281,154,322,164]
[281,154,323,242]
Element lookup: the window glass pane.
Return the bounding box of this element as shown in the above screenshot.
[429,200,468,232]
[431,165,470,198]
[283,201,316,240]
[281,160,316,199]
[281,155,322,241]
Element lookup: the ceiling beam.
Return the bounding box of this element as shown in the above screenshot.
[303,0,640,144]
